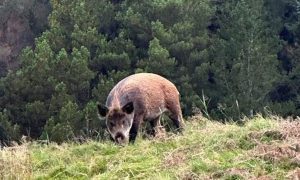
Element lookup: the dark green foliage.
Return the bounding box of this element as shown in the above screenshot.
[208,0,280,119]
[0,0,300,143]
[0,110,21,145]
[42,101,83,143]
[92,70,130,104]
[82,101,108,139]
[137,37,176,77]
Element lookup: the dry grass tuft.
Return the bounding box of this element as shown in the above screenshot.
[253,175,273,180]
[179,171,206,180]
[254,143,300,162]
[163,148,187,168]
[154,126,168,140]
[280,120,300,141]
[250,119,300,164]
[286,168,300,179]
[0,143,32,179]
[224,168,253,178]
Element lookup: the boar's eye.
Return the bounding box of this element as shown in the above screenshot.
[109,122,115,127]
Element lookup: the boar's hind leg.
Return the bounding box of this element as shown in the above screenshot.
[167,105,184,132]
[129,114,143,143]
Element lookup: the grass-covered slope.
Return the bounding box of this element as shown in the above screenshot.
[1,116,300,179]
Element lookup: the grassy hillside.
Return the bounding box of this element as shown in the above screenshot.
[1,115,300,179]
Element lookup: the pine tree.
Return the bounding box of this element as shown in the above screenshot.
[42,101,83,143]
[137,37,176,78]
[0,110,21,144]
[210,0,280,119]
[83,101,108,139]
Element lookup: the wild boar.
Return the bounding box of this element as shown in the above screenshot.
[97,73,184,145]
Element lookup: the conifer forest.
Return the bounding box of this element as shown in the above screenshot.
[1,0,300,143]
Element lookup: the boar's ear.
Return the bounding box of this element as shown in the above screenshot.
[97,103,108,117]
[122,102,134,114]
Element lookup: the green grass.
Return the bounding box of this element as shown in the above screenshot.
[1,115,299,179]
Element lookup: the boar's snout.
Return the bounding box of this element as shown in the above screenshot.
[115,132,126,144]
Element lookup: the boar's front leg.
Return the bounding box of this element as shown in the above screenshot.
[129,113,143,143]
